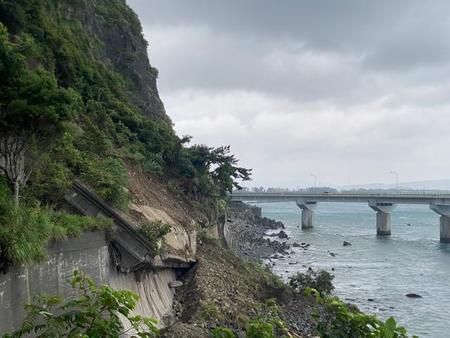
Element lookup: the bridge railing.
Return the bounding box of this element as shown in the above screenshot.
[231,191,450,198]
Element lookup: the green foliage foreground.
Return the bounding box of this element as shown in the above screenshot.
[306,289,418,338]
[3,270,159,338]
[289,269,334,295]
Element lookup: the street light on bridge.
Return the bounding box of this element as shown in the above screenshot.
[390,171,399,193]
[310,174,317,193]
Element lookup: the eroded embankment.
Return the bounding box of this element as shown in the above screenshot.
[160,236,320,338]
[159,202,324,337]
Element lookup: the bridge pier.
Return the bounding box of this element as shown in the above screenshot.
[369,202,396,236]
[296,199,317,229]
[430,204,450,243]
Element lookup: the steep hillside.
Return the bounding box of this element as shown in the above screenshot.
[0,0,176,208]
[1,0,166,119]
[60,0,167,120]
[0,0,249,212]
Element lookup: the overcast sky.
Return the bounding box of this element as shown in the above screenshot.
[127,0,450,188]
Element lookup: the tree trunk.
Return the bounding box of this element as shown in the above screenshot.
[13,180,19,206]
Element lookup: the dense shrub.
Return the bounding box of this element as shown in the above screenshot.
[306,289,418,338]
[3,270,159,338]
[212,327,236,338]
[246,320,275,338]
[289,269,334,295]
[0,180,111,266]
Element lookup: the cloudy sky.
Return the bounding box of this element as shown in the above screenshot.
[127,0,450,188]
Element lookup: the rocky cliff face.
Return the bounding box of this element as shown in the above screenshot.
[62,0,167,120]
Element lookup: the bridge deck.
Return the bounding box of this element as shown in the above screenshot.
[230,192,450,205]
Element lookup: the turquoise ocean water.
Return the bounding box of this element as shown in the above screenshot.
[255,201,450,338]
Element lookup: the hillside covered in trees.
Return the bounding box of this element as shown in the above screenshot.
[0,0,250,267]
[0,0,250,209]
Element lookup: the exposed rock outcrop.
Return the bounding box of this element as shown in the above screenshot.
[223,204,287,260]
[62,0,167,120]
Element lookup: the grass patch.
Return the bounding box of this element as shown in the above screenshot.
[0,181,112,266]
[198,299,223,323]
[137,219,171,255]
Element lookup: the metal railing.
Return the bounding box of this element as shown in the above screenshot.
[231,191,450,198]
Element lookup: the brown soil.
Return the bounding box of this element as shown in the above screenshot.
[125,161,197,228]
[122,164,320,337]
[162,237,319,338]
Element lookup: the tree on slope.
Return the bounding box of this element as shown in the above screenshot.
[186,144,251,200]
[0,24,80,204]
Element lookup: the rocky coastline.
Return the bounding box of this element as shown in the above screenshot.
[225,206,290,259]
[226,204,312,264]
[224,204,321,336]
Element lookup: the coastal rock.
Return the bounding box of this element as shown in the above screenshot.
[278,230,289,239]
[343,241,352,246]
[266,233,279,237]
[260,217,285,229]
[406,293,422,298]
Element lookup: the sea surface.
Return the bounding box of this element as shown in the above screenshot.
[254,201,450,338]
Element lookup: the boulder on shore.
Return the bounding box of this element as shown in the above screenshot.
[278,230,289,239]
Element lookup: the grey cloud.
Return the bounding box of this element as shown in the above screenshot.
[129,0,404,50]
[144,25,365,102]
[126,0,450,187]
[129,0,450,104]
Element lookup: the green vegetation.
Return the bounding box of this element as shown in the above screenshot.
[246,299,288,338]
[289,269,334,295]
[288,270,417,337]
[0,180,111,266]
[0,21,80,204]
[306,289,418,338]
[0,0,251,209]
[210,300,288,338]
[198,299,223,322]
[3,270,159,338]
[0,0,250,270]
[212,327,236,338]
[137,219,172,255]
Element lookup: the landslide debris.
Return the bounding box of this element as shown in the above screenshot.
[161,236,320,337]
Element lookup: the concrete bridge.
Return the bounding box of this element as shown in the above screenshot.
[230,191,450,243]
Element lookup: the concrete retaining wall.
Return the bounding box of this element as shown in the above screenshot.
[0,231,178,335]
